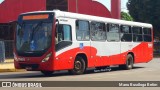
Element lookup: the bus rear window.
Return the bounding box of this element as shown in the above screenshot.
[132,26,143,42]
[143,28,152,42]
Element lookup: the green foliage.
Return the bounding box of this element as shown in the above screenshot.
[127,0,160,36]
[121,11,133,21]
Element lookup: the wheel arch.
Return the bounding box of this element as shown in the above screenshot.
[75,53,88,68]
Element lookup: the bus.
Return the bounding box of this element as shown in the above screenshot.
[14,10,153,76]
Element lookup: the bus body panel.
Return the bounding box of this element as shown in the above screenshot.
[14,52,54,71]
[14,11,153,72]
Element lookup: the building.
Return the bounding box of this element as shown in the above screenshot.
[0,0,121,23]
[0,0,121,58]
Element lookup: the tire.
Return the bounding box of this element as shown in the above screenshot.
[69,56,86,75]
[119,54,134,70]
[41,71,54,76]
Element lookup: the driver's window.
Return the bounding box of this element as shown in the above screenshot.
[56,24,72,44]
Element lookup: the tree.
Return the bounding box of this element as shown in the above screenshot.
[127,0,160,36]
[121,11,133,21]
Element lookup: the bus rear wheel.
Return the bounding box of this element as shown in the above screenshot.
[69,56,86,75]
[119,54,134,70]
[41,71,54,76]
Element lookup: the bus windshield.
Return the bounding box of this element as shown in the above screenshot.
[15,13,54,56]
[16,13,54,56]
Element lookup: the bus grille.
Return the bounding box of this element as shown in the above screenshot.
[19,64,39,69]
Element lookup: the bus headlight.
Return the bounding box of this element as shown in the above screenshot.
[42,53,52,63]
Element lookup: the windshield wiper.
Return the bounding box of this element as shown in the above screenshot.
[17,22,24,35]
[30,21,43,40]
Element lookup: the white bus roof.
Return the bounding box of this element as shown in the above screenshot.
[21,10,152,28]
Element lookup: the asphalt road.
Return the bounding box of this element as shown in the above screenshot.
[0,58,160,90]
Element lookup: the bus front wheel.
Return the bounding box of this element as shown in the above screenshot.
[119,54,134,70]
[69,56,86,75]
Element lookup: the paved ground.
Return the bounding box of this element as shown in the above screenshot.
[0,59,15,72]
[0,58,159,90]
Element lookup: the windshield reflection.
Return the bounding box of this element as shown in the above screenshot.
[16,22,52,52]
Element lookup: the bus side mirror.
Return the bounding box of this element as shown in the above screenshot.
[55,19,59,38]
[16,21,23,36]
[56,19,59,29]
[16,21,20,35]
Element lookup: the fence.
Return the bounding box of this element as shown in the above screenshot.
[4,40,14,59]
[154,42,160,55]
[0,41,5,62]
[0,40,14,60]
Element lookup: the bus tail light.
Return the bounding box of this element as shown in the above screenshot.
[42,53,52,63]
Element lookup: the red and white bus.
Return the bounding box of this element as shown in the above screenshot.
[14,10,153,76]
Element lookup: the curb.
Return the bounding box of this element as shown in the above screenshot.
[0,62,26,73]
[0,69,26,73]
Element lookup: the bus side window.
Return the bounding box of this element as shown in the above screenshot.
[91,22,106,41]
[120,25,132,42]
[107,23,120,42]
[143,28,152,42]
[76,20,90,41]
[56,24,72,44]
[133,26,143,42]
[63,25,72,41]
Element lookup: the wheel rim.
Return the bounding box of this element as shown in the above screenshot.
[127,57,133,68]
[75,61,82,71]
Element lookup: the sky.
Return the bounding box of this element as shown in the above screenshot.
[0,0,3,3]
[0,0,128,12]
[95,0,128,12]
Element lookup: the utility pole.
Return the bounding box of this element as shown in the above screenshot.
[76,0,78,13]
[111,0,121,19]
